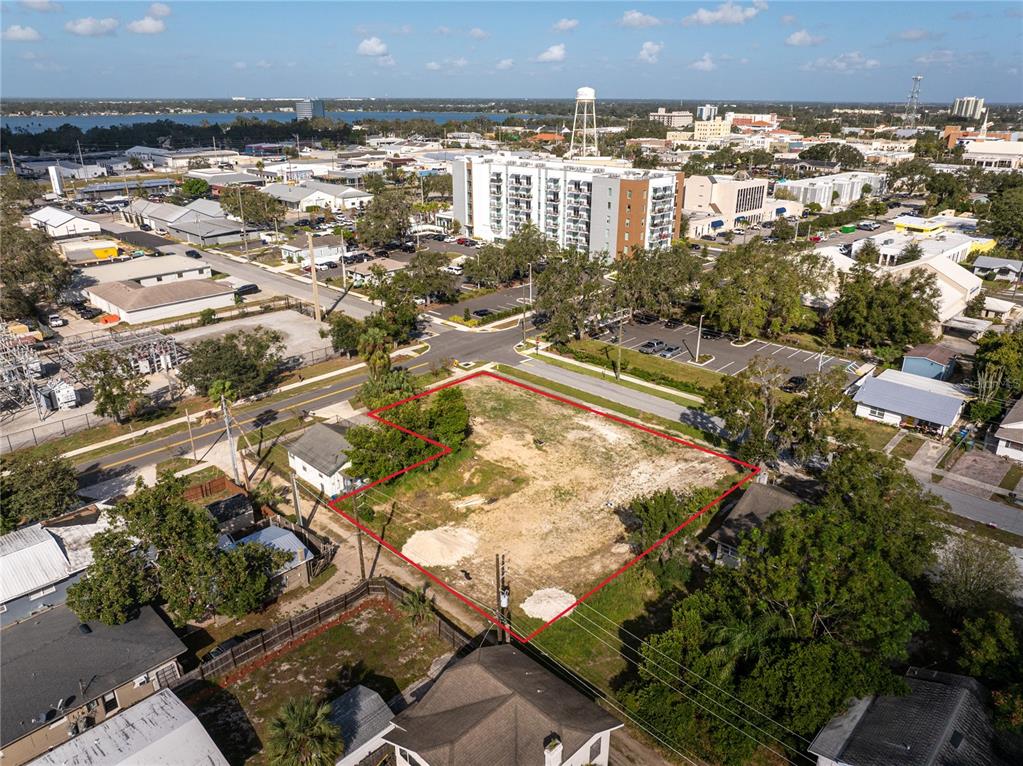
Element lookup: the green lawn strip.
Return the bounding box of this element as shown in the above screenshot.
[186,604,450,765]
[527,352,702,407]
[998,463,1023,491]
[932,506,1023,548]
[566,339,722,396]
[834,410,899,451]
[495,364,729,449]
[890,433,925,462]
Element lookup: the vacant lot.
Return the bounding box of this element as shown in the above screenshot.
[358,375,738,624]
[172,310,329,356]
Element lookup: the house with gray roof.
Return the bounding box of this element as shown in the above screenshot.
[261,180,372,212]
[709,483,800,567]
[0,605,186,764]
[330,685,395,766]
[972,255,1023,282]
[994,396,1023,463]
[382,644,622,766]
[287,423,357,498]
[808,667,1007,766]
[852,368,969,436]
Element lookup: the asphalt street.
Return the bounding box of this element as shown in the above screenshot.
[918,477,1023,536]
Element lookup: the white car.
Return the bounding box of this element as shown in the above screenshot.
[443,235,459,243]
[442,265,463,275]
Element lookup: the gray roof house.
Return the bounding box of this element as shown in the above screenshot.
[287,423,356,498]
[330,685,396,766]
[852,369,969,436]
[0,604,186,764]
[972,255,1023,281]
[993,396,1023,464]
[382,644,623,766]
[808,667,1008,766]
[29,689,228,766]
[709,483,800,567]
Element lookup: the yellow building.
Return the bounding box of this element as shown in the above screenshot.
[692,118,733,141]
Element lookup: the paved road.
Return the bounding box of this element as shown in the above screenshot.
[915,475,1023,536]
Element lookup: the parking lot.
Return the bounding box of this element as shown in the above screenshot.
[610,318,856,380]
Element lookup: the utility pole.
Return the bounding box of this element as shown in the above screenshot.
[306,232,323,322]
[235,184,250,258]
[495,554,510,642]
[221,394,241,486]
[7,149,16,173]
[76,140,85,168]
[184,406,197,461]
[695,313,704,363]
[290,472,303,527]
[354,493,366,581]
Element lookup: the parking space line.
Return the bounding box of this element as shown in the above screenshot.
[715,361,735,373]
[755,342,770,351]
[732,364,748,376]
[786,349,802,358]
[771,346,786,355]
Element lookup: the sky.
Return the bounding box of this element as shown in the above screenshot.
[2,1,1022,103]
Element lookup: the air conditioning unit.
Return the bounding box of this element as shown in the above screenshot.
[132,674,150,688]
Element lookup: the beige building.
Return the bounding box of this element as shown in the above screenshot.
[648,107,694,128]
[683,173,804,235]
[692,118,733,141]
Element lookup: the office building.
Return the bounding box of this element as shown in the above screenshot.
[451,152,685,257]
[692,118,733,141]
[648,107,694,129]
[951,96,985,121]
[696,104,718,121]
[295,98,326,120]
[774,171,887,210]
[683,173,804,235]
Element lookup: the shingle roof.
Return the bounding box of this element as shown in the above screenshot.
[86,279,234,312]
[30,689,229,766]
[710,483,800,549]
[853,373,966,428]
[384,645,621,766]
[1,605,186,747]
[329,685,394,756]
[287,423,351,477]
[904,344,957,366]
[973,255,1023,272]
[995,396,1023,442]
[0,525,71,603]
[809,668,1007,766]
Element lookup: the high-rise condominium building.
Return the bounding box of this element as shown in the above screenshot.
[451,153,685,257]
[951,96,985,121]
[295,99,326,120]
[696,104,718,121]
[648,107,694,129]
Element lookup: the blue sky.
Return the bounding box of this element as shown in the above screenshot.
[2,1,1021,102]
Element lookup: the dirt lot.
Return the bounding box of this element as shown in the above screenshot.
[171,310,330,357]
[362,375,737,621]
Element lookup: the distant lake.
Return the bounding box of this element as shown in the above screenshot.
[1,110,541,133]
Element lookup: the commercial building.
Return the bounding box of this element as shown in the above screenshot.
[853,229,992,266]
[27,206,101,239]
[295,98,326,120]
[261,180,372,211]
[951,96,986,121]
[692,118,733,142]
[59,238,123,265]
[648,107,694,128]
[80,254,213,286]
[84,279,236,325]
[124,146,240,170]
[453,153,685,256]
[683,173,803,234]
[962,140,1023,170]
[774,171,886,211]
[0,605,186,764]
[696,104,718,121]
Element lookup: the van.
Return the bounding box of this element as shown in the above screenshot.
[234,283,260,296]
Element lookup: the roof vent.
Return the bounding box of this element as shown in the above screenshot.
[78,623,92,635]
[950,730,964,749]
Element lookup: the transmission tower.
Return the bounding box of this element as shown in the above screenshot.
[902,74,923,128]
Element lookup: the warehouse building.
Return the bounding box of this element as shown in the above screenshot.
[27,206,101,239]
[84,279,235,325]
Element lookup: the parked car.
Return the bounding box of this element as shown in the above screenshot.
[782,375,807,393]
[700,328,723,340]
[234,283,260,296]
[442,265,463,275]
[664,318,683,329]
[633,311,658,325]
[139,224,152,231]
[472,308,495,319]
[809,235,823,243]
[46,313,67,328]
[200,629,264,664]
[431,233,447,242]
[857,221,882,231]
[373,248,389,258]
[638,339,666,354]
[400,241,417,253]
[658,345,682,359]
[184,249,203,259]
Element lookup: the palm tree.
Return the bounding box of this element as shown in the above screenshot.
[357,328,392,381]
[398,586,433,626]
[266,696,343,766]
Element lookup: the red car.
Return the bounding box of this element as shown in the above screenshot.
[809,235,822,243]
[456,237,470,245]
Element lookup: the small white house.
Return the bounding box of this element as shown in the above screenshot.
[852,369,969,436]
[280,234,347,266]
[286,423,357,498]
[28,206,101,239]
[994,398,1023,463]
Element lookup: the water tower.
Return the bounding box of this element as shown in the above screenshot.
[568,86,599,158]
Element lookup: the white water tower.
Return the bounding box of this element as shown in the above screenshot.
[568,86,599,158]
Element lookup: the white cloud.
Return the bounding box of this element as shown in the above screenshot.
[803,51,880,73]
[233,61,247,70]
[435,26,451,35]
[638,41,663,64]
[255,59,272,69]
[780,14,797,25]
[683,1,768,27]
[3,24,42,41]
[896,28,937,41]
[619,10,662,28]
[376,55,396,67]
[452,57,469,67]
[127,16,166,34]
[19,1,61,11]
[149,2,171,17]
[785,29,824,47]
[425,61,442,70]
[537,43,566,62]
[914,49,955,65]
[496,57,514,70]
[395,23,413,35]
[553,18,579,32]
[65,17,119,36]
[468,27,489,39]
[357,36,388,56]
[688,52,717,71]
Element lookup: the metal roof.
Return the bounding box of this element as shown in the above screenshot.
[86,279,234,311]
[30,688,228,766]
[287,423,351,478]
[80,254,209,284]
[229,525,312,575]
[0,525,72,603]
[974,255,1023,271]
[853,375,965,427]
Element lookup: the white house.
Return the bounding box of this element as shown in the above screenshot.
[852,368,969,436]
[280,234,347,266]
[28,206,101,239]
[261,180,372,212]
[286,423,357,498]
[994,397,1023,463]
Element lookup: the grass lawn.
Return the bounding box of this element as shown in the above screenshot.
[891,433,925,462]
[184,601,450,765]
[568,339,723,394]
[998,463,1023,491]
[835,410,898,451]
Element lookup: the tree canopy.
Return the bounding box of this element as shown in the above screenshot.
[178,327,284,398]
[0,451,80,533]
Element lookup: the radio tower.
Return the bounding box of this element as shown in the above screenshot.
[568,86,599,158]
[902,74,923,128]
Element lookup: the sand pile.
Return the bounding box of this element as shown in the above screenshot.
[401,526,479,567]
[521,588,577,621]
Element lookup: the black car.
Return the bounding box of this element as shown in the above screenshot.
[373,248,389,258]
[430,233,447,242]
[472,308,495,319]
[234,284,260,296]
[664,318,683,329]
[400,241,417,253]
[782,375,807,393]
[184,249,203,259]
[78,306,103,319]
[200,629,264,664]
[633,312,658,325]
[295,219,311,227]
[700,328,723,340]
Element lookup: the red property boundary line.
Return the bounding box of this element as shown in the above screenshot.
[327,370,758,643]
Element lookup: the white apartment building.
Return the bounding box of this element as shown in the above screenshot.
[692,118,733,141]
[451,153,685,257]
[648,107,694,128]
[775,171,887,210]
[696,104,718,121]
[951,96,985,121]
[295,98,326,120]
[683,173,803,235]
